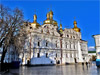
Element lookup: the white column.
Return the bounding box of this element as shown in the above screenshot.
[77,41,83,62]
[93,35,100,59]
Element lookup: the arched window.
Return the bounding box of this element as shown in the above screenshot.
[46,41,48,47]
[56,53,57,57]
[46,53,48,58]
[73,36,75,39]
[66,42,68,48]
[56,41,57,47]
[74,43,76,49]
[37,53,40,58]
[30,26,32,29]
[38,41,40,46]
[69,42,71,49]
[67,35,69,37]
[41,29,43,33]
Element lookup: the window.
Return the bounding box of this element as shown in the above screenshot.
[70,42,71,49]
[44,25,46,28]
[46,42,48,47]
[30,27,32,29]
[56,43,57,47]
[37,53,40,58]
[66,42,68,48]
[38,41,40,46]
[46,53,48,58]
[56,54,57,57]
[74,44,76,49]
[56,41,57,47]
[73,36,75,39]
[67,35,69,37]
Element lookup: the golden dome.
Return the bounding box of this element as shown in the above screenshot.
[49,10,53,15]
[52,20,58,26]
[73,27,80,32]
[31,14,40,28]
[73,20,80,32]
[44,12,52,24]
[60,29,63,33]
[43,19,52,24]
[59,23,63,34]
[74,20,77,24]
[50,10,53,20]
[43,10,58,26]
[31,21,40,28]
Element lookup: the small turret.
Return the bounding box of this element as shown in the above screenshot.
[33,14,37,22]
[47,12,50,20]
[73,19,80,32]
[31,14,40,28]
[43,10,58,26]
[50,10,53,20]
[59,23,63,34]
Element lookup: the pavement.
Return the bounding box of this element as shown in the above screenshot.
[1,62,100,75]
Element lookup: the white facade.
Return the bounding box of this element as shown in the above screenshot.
[0,10,88,65]
[19,10,88,65]
[93,35,100,59]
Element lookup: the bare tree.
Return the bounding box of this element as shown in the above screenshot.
[14,24,28,57]
[0,4,25,69]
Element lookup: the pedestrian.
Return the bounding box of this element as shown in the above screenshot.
[82,62,84,70]
[86,62,88,70]
[88,62,90,67]
[82,62,84,66]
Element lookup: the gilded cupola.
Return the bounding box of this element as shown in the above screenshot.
[73,20,80,32]
[49,10,53,20]
[59,23,63,34]
[43,10,58,26]
[31,14,40,28]
[43,12,52,24]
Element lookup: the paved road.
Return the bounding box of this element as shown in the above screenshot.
[2,63,100,75]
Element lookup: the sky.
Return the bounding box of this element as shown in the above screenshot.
[1,0,100,49]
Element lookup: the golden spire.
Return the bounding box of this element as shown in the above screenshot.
[34,10,37,22]
[33,14,37,22]
[59,20,63,34]
[50,10,53,20]
[31,14,40,28]
[60,23,62,29]
[73,17,80,32]
[47,12,50,20]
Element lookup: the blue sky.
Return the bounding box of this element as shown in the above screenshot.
[1,0,100,48]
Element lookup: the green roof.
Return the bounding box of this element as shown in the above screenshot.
[88,51,96,53]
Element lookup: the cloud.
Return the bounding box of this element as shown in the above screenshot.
[88,46,95,51]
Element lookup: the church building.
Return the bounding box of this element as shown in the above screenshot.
[19,10,88,65]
